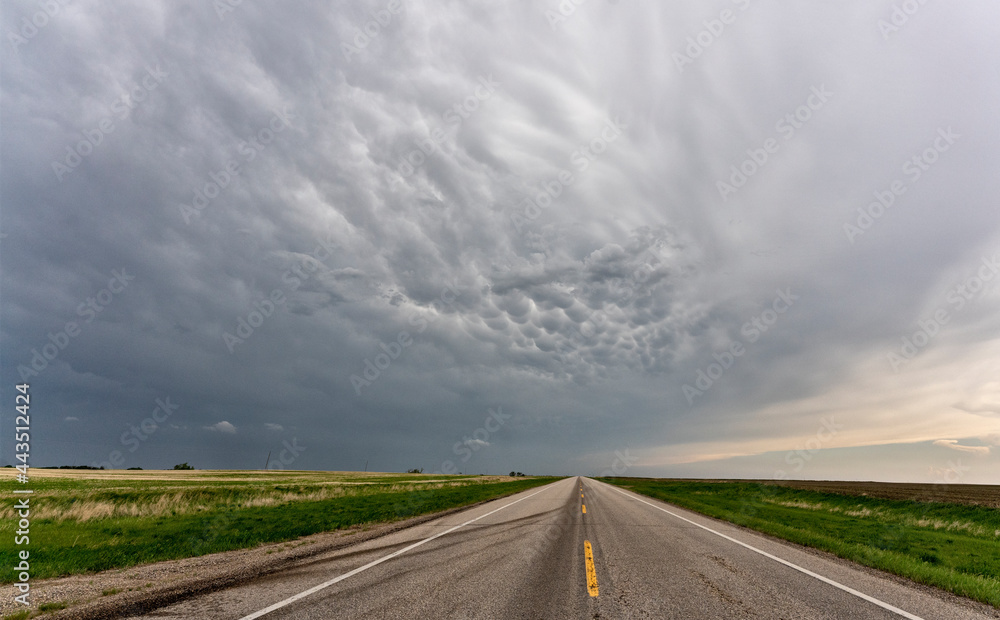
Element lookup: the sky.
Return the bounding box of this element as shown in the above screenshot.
[2,0,999,483]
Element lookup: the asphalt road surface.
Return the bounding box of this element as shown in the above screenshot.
[132,477,996,619]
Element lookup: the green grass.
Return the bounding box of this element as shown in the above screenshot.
[602,478,1000,608]
[1,471,558,582]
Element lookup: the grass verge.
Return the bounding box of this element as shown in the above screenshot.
[1,471,558,582]
[602,478,1000,608]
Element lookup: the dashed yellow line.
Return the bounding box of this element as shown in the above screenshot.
[584,540,599,597]
[582,504,586,514]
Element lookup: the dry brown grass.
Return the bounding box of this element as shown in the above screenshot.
[0,469,514,522]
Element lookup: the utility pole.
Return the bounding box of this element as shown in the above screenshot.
[263,451,271,471]
[364,459,368,472]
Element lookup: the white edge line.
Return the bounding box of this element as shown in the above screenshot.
[239,483,557,620]
[601,481,925,620]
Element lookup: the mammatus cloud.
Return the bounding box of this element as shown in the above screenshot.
[2,1,999,480]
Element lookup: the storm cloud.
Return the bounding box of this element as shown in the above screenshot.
[2,0,998,482]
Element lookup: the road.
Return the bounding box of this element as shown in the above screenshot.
[132,477,996,619]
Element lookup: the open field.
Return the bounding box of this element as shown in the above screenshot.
[0,469,558,583]
[603,478,1000,608]
[770,479,1000,508]
[685,478,1000,509]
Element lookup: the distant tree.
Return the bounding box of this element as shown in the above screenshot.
[173,462,194,470]
[406,468,423,474]
[516,472,524,477]
[127,467,143,470]
[509,471,516,477]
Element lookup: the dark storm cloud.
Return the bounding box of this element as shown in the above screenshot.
[2,0,998,480]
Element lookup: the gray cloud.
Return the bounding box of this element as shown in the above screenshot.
[3,0,999,481]
[933,439,990,455]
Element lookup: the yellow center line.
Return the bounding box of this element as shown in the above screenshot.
[581,493,584,498]
[582,504,586,514]
[584,540,599,597]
